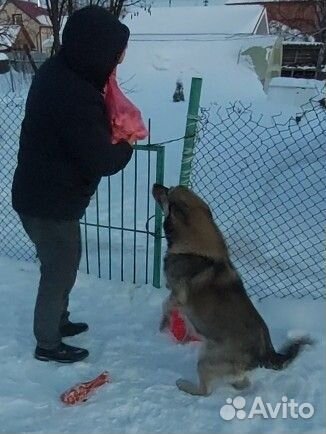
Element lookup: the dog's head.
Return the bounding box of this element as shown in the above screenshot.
[152,184,226,258]
[152,184,211,219]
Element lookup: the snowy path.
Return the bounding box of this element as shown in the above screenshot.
[0,256,324,433]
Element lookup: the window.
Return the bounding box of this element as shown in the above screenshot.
[12,14,23,25]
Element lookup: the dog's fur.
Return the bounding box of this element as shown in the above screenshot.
[153,184,312,396]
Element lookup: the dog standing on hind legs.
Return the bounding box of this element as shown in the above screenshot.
[153,184,312,397]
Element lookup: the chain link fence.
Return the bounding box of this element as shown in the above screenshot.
[0,92,165,287]
[191,98,326,300]
[0,94,34,261]
[1,90,325,298]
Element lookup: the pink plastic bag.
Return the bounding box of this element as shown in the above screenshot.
[105,69,148,144]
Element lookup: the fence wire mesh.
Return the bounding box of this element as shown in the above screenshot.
[0,94,34,262]
[191,98,325,300]
[0,93,164,287]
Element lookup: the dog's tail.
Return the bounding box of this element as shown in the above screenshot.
[261,336,313,370]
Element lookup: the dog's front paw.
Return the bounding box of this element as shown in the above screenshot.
[176,378,198,395]
[176,378,189,391]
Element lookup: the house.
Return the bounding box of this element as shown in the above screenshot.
[0,0,52,52]
[0,23,34,52]
[122,5,269,35]
[226,0,319,36]
[225,0,326,80]
[0,24,35,53]
[0,23,35,74]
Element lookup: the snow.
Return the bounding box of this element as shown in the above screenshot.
[0,52,8,60]
[123,5,266,35]
[0,5,325,431]
[36,14,52,26]
[152,0,227,5]
[270,77,324,89]
[118,34,276,143]
[267,77,325,106]
[269,20,315,42]
[0,70,32,95]
[190,95,325,300]
[0,255,325,433]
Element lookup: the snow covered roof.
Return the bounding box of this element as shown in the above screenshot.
[0,25,21,50]
[36,14,52,26]
[122,5,267,35]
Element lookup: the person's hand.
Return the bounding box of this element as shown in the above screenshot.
[127,134,137,146]
[127,138,135,146]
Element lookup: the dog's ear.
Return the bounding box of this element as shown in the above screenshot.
[152,184,170,216]
[162,199,170,218]
[170,199,190,223]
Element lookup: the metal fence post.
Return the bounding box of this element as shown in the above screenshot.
[179,77,203,186]
[153,146,165,288]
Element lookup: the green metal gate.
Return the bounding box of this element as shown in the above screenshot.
[80,143,165,288]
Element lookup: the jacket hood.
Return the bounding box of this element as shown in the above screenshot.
[61,6,130,91]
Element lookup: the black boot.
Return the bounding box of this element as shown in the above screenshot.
[60,321,89,337]
[35,342,89,363]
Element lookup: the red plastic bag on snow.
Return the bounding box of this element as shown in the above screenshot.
[105,69,148,144]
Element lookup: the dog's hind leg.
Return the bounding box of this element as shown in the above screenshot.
[176,358,231,396]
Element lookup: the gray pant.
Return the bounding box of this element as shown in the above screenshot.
[19,215,81,350]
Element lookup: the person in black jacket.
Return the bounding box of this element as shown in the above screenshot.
[11,6,133,363]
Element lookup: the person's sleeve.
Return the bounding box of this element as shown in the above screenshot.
[61,101,133,179]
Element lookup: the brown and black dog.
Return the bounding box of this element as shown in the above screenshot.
[153,184,312,396]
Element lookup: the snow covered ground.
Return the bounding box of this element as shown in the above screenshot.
[0,255,325,433]
[0,7,325,431]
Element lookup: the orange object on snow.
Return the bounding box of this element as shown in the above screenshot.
[60,371,110,406]
[169,309,201,343]
[105,69,148,144]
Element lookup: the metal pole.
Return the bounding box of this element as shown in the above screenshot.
[153,146,165,288]
[179,77,202,186]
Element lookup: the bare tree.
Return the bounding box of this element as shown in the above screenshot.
[0,9,10,42]
[0,11,15,52]
[67,0,149,17]
[46,0,149,55]
[45,0,67,55]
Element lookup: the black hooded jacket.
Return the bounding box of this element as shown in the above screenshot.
[12,6,133,220]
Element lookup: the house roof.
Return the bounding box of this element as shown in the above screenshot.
[0,24,35,50]
[0,24,21,50]
[36,14,52,26]
[122,5,267,35]
[4,0,50,25]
